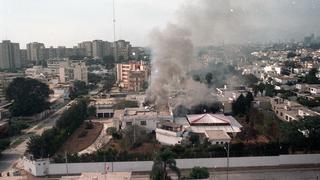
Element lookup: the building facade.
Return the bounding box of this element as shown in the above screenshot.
[27,42,45,64]
[116,61,149,92]
[59,60,88,84]
[0,40,22,70]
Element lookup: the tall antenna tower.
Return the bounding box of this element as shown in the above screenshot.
[113,0,118,62]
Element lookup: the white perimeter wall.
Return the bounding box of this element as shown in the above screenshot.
[25,154,320,176]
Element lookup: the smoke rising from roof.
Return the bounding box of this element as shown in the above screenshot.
[146,0,320,107]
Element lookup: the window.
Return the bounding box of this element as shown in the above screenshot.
[140,121,146,126]
[126,122,132,126]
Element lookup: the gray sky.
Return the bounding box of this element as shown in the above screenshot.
[0,0,184,48]
[1,0,320,48]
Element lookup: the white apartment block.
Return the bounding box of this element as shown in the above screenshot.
[116,61,149,92]
[59,60,88,84]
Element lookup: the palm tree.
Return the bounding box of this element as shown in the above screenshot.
[150,148,180,180]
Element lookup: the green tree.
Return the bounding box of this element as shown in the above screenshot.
[205,72,213,84]
[245,92,254,109]
[27,99,89,158]
[265,84,275,97]
[26,135,44,159]
[189,133,200,146]
[189,167,210,179]
[87,106,97,118]
[242,74,259,86]
[88,73,102,85]
[299,116,320,150]
[0,139,10,155]
[69,80,88,99]
[150,148,180,180]
[232,94,247,115]
[102,55,115,69]
[305,68,319,84]
[114,100,139,109]
[280,121,306,153]
[6,77,51,116]
[103,74,115,92]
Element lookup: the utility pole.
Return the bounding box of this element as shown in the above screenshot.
[65,151,69,177]
[104,151,106,180]
[224,143,229,180]
[226,143,229,180]
[133,118,136,144]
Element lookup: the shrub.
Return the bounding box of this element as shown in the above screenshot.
[189,167,210,179]
[106,127,121,139]
[0,139,10,151]
[106,127,117,135]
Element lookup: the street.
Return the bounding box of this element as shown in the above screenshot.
[0,100,75,173]
[132,167,320,180]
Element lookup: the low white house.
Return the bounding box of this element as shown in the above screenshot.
[92,98,117,118]
[309,84,320,94]
[204,130,231,145]
[121,108,158,131]
[186,113,242,135]
[155,113,242,146]
[155,121,187,145]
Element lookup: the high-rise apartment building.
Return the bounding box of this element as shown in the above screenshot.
[78,41,93,57]
[114,40,131,61]
[0,40,22,70]
[27,42,45,64]
[20,49,28,67]
[92,40,104,59]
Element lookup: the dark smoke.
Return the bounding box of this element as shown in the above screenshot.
[147,0,320,108]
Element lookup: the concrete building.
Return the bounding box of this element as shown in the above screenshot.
[27,42,45,64]
[271,97,320,121]
[92,40,105,59]
[78,41,93,57]
[47,58,66,75]
[186,113,242,135]
[116,61,149,92]
[205,130,231,145]
[0,40,22,70]
[114,40,131,61]
[308,84,320,94]
[155,121,187,145]
[59,60,88,84]
[20,49,28,67]
[154,113,241,146]
[91,98,118,118]
[121,108,159,131]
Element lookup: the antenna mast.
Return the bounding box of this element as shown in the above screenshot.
[113,0,118,62]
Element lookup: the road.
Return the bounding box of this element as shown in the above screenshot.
[132,167,320,180]
[0,100,76,173]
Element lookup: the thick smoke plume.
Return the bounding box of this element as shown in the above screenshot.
[147,0,320,108]
[147,24,211,108]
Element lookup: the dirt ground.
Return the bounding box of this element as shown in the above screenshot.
[106,139,161,155]
[57,122,103,154]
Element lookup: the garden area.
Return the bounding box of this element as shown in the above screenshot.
[57,121,103,154]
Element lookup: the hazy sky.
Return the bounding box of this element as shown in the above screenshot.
[0,0,184,48]
[1,0,320,48]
